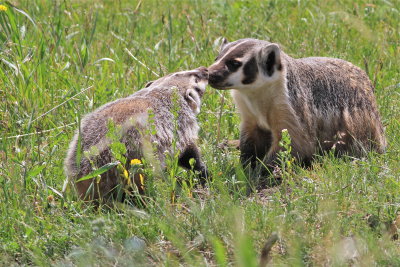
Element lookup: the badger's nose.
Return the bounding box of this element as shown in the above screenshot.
[196,66,209,79]
[208,71,220,82]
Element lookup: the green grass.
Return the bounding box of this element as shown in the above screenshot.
[1,0,399,265]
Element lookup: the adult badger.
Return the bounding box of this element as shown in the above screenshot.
[65,67,209,201]
[208,38,386,173]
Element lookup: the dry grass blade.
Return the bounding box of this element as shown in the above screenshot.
[1,122,76,140]
[31,86,93,123]
[124,48,159,77]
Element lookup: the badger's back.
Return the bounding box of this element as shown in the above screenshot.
[64,96,152,197]
[284,55,386,155]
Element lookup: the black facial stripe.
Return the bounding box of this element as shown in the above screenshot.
[144,81,154,88]
[242,57,258,84]
[194,86,203,97]
[265,51,276,76]
[226,59,242,71]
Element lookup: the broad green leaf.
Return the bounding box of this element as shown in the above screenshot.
[76,161,119,182]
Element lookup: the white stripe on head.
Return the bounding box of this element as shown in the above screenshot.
[171,70,189,77]
[214,40,248,65]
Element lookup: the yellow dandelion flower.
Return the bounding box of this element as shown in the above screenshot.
[139,174,144,185]
[124,169,132,186]
[123,168,129,179]
[0,5,7,11]
[130,158,142,165]
[138,174,145,190]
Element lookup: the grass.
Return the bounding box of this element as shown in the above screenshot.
[0,0,399,265]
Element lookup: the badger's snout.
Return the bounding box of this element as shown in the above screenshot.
[195,66,209,81]
[208,68,230,89]
[208,72,222,84]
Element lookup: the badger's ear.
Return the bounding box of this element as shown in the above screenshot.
[144,81,154,88]
[259,44,282,77]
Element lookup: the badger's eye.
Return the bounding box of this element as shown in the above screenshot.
[226,59,242,70]
[194,86,202,94]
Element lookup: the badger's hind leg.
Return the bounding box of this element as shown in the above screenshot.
[320,108,386,158]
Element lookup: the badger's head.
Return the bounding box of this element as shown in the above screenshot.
[208,38,283,91]
[144,67,208,114]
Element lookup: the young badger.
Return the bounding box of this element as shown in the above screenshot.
[64,67,208,201]
[208,38,386,172]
